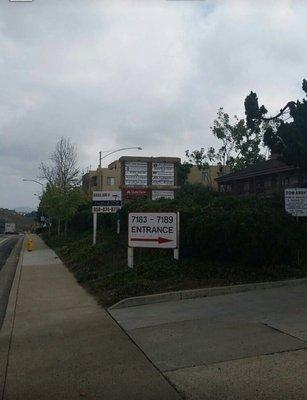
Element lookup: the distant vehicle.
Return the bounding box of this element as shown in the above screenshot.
[4,222,16,234]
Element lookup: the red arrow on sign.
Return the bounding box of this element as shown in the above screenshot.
[131,237,172,244]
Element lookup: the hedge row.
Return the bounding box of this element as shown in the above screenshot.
[68,185,307,268]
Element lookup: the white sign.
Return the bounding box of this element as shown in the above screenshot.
[128,212,178,248]
[152,163,174,186]
[152,190,174,200]
[92,206,121,214]
[92,191,122,201]
[125,162,148,186]
[285,188,307,217]
[4,223,16,233]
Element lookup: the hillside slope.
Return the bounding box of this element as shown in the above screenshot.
[0,208,35,233]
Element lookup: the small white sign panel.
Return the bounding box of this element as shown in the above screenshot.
[128,212,178,248]
[152,190,174,200]
[152,163,174,186]
[92,191,122,201]
[125,162,148,186]
[92,206,121,214]
[285,188,307,217]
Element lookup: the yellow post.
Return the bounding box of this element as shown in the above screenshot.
[27,239,33,252]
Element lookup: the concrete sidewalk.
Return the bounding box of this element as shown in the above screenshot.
[0,235,180,400]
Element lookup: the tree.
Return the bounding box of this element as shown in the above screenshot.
[39,137,83,235]
[178,162,192,185]
[40,184,86,235]
[40,137,80,189]
[186,108,265,172]
[244,79,307,170]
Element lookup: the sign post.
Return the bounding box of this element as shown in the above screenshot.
[173,212,180,260]
[93,212,97,245]
[285,188,307,265]
[128,212,179,267]
[92,190,122,244]
[128,247,134,268]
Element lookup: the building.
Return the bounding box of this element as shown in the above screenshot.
[82,160,121,195]
[82,156,181,201]
[216,158,307,197]
[187,165,225,190]
[116,156,180,201]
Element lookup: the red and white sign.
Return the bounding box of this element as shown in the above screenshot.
[128,212,178,248]
[124,188,148,199]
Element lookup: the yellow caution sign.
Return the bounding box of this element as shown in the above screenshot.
[27,239,33,252]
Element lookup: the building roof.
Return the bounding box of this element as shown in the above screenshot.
[117,156,181,163]
[216,159,296,183]
[108,156,181,169]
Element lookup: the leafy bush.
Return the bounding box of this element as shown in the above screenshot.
[43,184,307,306]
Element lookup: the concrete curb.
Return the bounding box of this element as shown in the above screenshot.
[109,277,307,310]
[0,236,25,396]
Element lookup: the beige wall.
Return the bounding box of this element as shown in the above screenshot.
[82,161,121,195]
[187,165,224,190]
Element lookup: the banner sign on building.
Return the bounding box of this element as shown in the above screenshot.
[152,190,174,200]
[285,188,307,217]
[128,212,178,248]
[152,163,174,186]
[125,162,148,186]
[92,190,122,213]
[124,188,148,199]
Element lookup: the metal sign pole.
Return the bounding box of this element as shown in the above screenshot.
[128,247,134,268]
[174,212,180,260]
[296,211,300,266]
[93,212,97,245]
[117,214,120,234]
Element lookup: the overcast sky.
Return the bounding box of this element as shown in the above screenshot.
[1,0,307,209]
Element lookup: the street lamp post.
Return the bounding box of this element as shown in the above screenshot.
[97,146,142,191]
[98,146,142,169]
[23,179,46,231]
[92,146,142,245]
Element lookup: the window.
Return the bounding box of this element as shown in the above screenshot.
[202,171,209,182]
[281,177,290,187]
[107,177,115,186]
[91,176,98,187]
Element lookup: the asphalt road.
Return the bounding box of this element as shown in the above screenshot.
[0,235,21,330]
[0,236,18,271]
[110,283,307,399]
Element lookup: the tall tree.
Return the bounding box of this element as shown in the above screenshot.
[40,137,80,189]
[244,79,307,170]
[39,137,83,235]
[186,108,265,172]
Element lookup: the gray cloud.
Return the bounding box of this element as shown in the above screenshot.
[1,0,307,208]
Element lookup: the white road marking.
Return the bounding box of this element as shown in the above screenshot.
[0,238,10,246]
